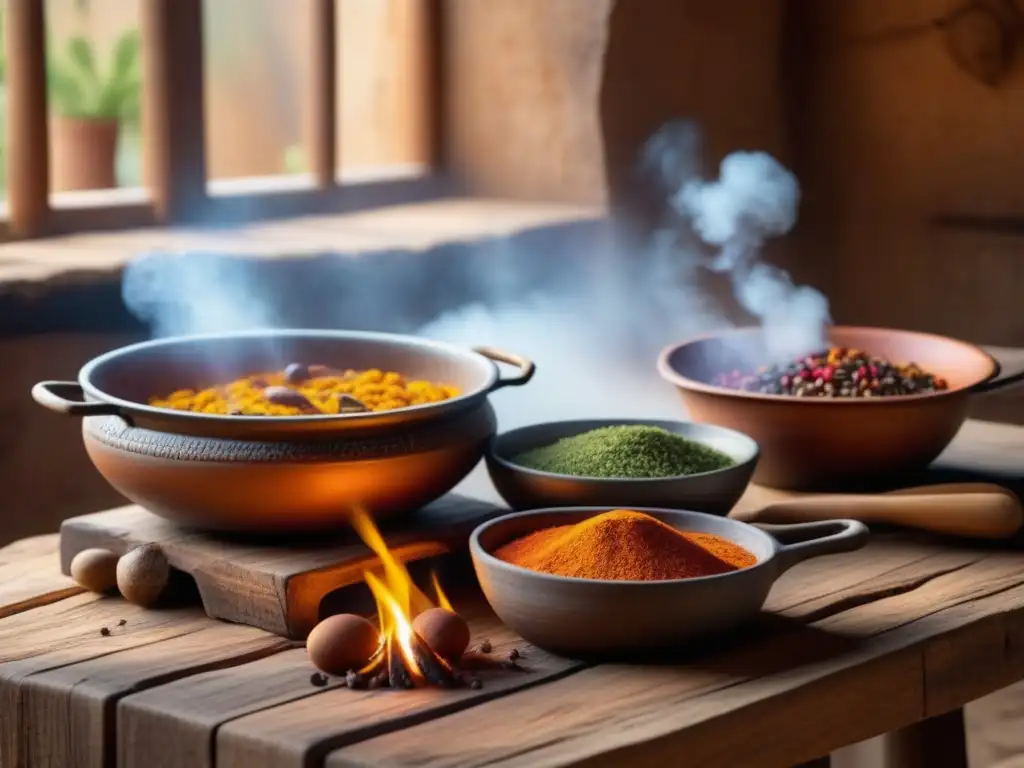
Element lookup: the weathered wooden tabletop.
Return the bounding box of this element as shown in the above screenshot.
[4,419,1024,768]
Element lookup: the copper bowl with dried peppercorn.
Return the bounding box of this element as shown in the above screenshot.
[31,330,534,532]
[658,326,1024,491]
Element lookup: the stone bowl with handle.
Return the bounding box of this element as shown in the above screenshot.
[470,506,868,657]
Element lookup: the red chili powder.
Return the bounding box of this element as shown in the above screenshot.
[493,509,757,581]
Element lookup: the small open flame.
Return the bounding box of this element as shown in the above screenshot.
[349,508,461,689]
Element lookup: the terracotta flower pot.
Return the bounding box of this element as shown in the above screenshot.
[50,116,119,192]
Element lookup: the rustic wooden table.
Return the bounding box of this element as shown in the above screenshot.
[3,419,1024,768]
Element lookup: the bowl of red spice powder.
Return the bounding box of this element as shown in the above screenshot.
[470,507,868,656]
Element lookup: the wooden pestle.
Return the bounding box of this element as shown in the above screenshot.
[734,483,1024,539]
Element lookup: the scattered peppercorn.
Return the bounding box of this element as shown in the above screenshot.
[118,618,127,627]
[470,679,483,690]
[310,672,329,687]
[345,670,365,690]
[508,648,520,662]
[478,640,493,654]
[514,425,735,478]
[99,627,111,637]
[713,347,949,399]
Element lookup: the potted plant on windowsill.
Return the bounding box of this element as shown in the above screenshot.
[47,30,141,192]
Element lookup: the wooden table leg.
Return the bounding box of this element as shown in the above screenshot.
[793,757,830,768]
[883,708,968,768]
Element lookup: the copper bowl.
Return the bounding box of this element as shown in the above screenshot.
[658,326,1024,491]
[32,330,535,532]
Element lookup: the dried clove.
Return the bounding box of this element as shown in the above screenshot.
[335,393,370,413]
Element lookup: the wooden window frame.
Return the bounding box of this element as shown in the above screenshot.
[1,0,448,241]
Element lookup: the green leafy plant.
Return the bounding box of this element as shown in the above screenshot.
[47,29,141,128]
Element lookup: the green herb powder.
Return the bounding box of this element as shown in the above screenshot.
[513,425,736,479]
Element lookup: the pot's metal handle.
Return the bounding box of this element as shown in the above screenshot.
[972,346,1024,395]
[758,519,869,574]
[474,347,536,392]
[32,381,122,417]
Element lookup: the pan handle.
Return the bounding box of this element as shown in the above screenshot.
[972,346,1024,395]
[475,347,537,392]
[32,381,123,417]
[758,519,869,574]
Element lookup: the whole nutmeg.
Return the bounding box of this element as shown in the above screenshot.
[263,386,316,410]
[307,614,380,675]
[412,607,470,662]
[116,544,170,607]
[70,548,120,593]
[284,363,310,385]
[307,364,338,378]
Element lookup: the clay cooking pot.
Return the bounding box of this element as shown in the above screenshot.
[32,330,535,532]
[658,326,1024,491]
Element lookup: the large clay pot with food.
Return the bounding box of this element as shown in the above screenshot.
[658,326,1024,491]
[32,330,535,532]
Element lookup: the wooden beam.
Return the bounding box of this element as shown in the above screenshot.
[307,0,338,187]
[424,0,446,168]
[5,0,50,237]
[140,0,208,223]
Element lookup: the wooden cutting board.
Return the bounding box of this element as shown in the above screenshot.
[59,494,504,640]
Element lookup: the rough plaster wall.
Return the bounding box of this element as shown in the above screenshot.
[796,0,1024,341]
[444,0,792,210]
[794,0,1024,421]
[444,0,613,204]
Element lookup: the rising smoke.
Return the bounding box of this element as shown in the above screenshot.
[122,121,830,430]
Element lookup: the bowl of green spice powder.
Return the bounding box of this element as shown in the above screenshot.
[485,419,759,515]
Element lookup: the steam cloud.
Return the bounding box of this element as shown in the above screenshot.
[123,121,830,430]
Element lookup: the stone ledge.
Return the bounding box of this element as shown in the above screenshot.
[0,198,608,336]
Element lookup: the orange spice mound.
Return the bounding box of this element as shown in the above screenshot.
[493,509,757,581]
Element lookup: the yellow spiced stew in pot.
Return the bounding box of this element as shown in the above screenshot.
[149,364,462,416]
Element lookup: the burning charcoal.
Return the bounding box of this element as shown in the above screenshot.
[345,670,367,690]
[368,670,389,689]
[410,631,460,689]
[387,636,415,690]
